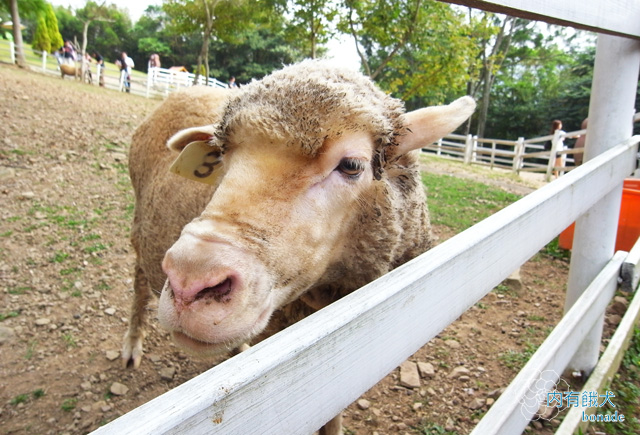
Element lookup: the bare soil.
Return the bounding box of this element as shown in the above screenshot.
[0,64,627,435]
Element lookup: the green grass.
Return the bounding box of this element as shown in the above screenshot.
[10,394,29,405]
[591,327,640,435]
[422,172,521,233]
[0,311,20,321]
[62,333,78,348]
[61,398,77,412]
[498,341,539,370]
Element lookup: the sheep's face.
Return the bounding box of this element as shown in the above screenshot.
[158,128,378,354]
[156,62,475,356]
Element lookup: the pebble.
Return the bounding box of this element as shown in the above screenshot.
[110,382,129,396]
[104,308,116,316]
[445,417,456,431]
[0,167,16,180]
[111,153,128,162]
[417,362,435,378]
[447,366,470,379]
[468,398,485,410]
[35,318,51,326]
[0,325,15,344]
[159,366,176,381]
[399,361,421,389]
[607,314,622,326]
[356,399,371,410]
[609,301,627,316]
[105,350,120,361]
[80,381,92,391]
[19,191,35,200]
[91,401,108,412]
[445,340,461,349]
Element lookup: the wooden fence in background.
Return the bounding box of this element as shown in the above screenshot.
[0,40,227,99]
[426,112,640,181]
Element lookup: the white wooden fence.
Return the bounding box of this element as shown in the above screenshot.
[88,1,640,434]
[0,40,227,99]
[426,112,640,181]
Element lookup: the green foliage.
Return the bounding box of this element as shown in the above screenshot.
[484,29,595,139]
[31,14,50,53]
[340,0,472,108]
[137,37,171,58]
[286,0,337,58]
[44,3,63,52]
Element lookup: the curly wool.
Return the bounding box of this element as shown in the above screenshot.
[212,59,406,159]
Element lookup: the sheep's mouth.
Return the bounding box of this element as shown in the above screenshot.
[171,331,231,355]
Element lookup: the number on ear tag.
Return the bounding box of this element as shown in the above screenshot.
[169,141,223,185]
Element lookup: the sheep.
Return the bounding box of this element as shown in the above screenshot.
[58,62,92,84]
[59,63,79,80]
[122,59,475,434]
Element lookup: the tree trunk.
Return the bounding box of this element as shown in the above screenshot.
[194,0,217,85]
[10,0,27,68]
[81,20,91,83]
[475,16,516,138]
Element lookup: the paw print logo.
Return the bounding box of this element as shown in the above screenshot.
[519,369,570,422]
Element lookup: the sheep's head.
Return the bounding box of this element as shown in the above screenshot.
[157,60,476,354]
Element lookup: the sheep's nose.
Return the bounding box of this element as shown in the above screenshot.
[167,272,236,306]
[161,232,239,309]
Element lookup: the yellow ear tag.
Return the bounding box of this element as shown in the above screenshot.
[169,141,223,185]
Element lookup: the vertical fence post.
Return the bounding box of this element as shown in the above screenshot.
[472,135,478,163]
[146,68,152,98]
[545,130,563,181]
[463,134,473,164]
[41,50,47,72]
[565,34,640,375]
[96,65,102,87]
[512,137,524,173]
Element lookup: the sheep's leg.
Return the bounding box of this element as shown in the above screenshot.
[122,262,152,369]
[318,413,342,435]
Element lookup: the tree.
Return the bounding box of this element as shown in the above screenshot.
[340,0,473,108]
[44,2,63,52]
[74,2,115,81]
[8,0,27,67]
[163,0,247,84]
[466,13,522,138]
[208,19,305,83]
[287,0,337,59]
[31,12,49,53]
[484,30,594,140]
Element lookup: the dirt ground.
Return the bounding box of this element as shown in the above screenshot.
[0,64,629,435]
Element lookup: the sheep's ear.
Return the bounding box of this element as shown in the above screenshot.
[167,125,217,152]
[394,96,476,156]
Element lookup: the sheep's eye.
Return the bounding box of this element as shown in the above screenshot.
[336,158,365,178]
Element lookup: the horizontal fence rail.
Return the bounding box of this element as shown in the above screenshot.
[92,137,639,434]
[471,250,627,435]
[556,256,640,435]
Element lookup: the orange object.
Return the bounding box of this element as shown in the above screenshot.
[559,178,640,252]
